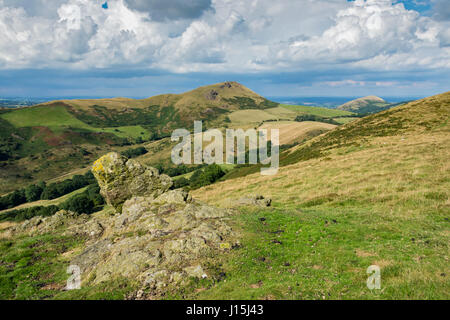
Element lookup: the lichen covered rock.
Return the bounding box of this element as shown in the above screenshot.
[71,190,238,295]
[7,153,239,298]
[68,154,239,297]
[91,152,173,213]
[7,209,105,239]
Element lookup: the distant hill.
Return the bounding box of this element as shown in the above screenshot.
[0,81,281,193]
[337,95,392,114]
[223,91,450,178]
[283,91,449,164]
[39,81,278,134]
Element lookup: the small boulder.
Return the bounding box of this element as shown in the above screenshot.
[237,194,272,207]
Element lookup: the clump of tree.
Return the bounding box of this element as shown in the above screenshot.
[0,205,60,222]
[156,163,207,177]
[0,182,105,222]
[120,146,148,159]
[190,164,226,189]
[295,114,340,125]
[173,177,190,189]
[0,171,96,210]
[40,171,96,200]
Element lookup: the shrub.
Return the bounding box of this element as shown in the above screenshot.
[24,184,44,202]
[189,164,225,189]
[61,193,95,214]
[295,114,339,125]
[173,177,190,189]
[121,146,148,159]
[0,205,60,222]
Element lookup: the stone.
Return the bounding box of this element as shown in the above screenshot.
[91,152,173,213]
[184,265,206,278]
[63,153,239,295]
[237,194,272,207]
[153,189,192,205]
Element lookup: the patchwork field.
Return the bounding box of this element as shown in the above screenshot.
[228,104,353,125]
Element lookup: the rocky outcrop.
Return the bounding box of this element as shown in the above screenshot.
[91,152,173,213]
[71,189,238,295]
[205,90,219,100]
[8,153,239,298]
[7,209,105,239]
[236,194,272,207]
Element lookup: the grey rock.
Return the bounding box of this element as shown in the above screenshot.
[91,152,173,213]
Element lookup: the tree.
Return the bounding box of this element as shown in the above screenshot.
[62,193,95,214]
[189,164,225,189]
[173,177,189,189]
[8,189,26,207]
[24,184,43,202]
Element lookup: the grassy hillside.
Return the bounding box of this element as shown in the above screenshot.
[258,121,336,145]
[189,92,450,299]
[1,105,92,131]
[0,91,448,300]
[1,82,355,194]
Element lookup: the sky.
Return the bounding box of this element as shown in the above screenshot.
[0,0,449,98]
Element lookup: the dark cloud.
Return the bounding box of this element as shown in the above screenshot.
[124,0,213,21]
[432,0,450,21]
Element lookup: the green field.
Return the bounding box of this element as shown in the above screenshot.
[100,126,149,139]
[1,106,150,139]
[0,105,92,132]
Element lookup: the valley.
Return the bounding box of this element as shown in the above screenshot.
[0,83,448,300]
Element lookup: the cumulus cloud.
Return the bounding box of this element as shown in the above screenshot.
[0,0,449,76]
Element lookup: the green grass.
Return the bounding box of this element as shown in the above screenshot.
[0,233,84,299]
[1,106,151,140]
[101,126,150,139]
[0,232,136,300]
[0,105,92,132]
[186,205,449,300]
[280,104,354,117]
[333,117,358,125]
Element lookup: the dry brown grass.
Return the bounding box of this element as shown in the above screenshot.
[258,121,336,145]
[192,131,450,212]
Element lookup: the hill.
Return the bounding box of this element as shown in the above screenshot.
[40,81,277,132]
[337,95,392,114]
[0,91,448,300]
[189,91,449,299]
[0,82,355,194]
[0,82,279,194]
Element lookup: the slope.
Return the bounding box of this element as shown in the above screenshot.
[189,91,450,299]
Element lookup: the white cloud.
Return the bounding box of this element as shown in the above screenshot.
[0,0,448,76]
